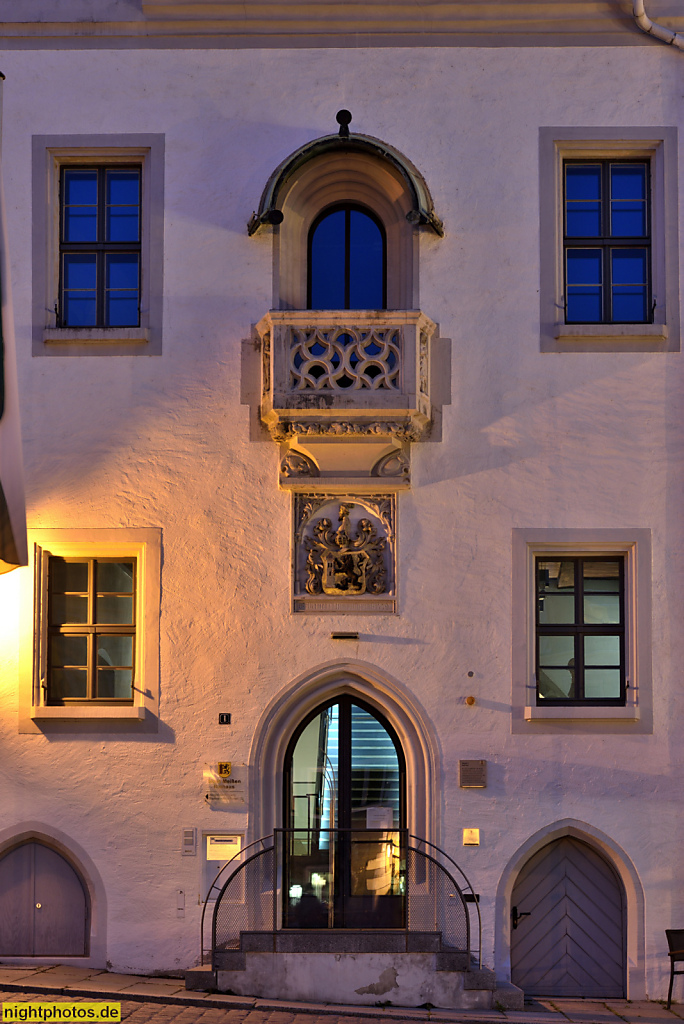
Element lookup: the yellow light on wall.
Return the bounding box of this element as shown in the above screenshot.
[0,565,22,642]
[463,828,480,846]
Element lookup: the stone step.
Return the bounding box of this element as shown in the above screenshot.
[237,929,444,953]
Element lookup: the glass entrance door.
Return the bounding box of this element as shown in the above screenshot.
[284,697,405,928]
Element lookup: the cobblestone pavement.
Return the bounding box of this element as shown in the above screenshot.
[1,969,684,1024]
[0,989,412,1024]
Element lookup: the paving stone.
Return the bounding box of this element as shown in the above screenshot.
[503,1011,563,1020]
[602,1003,682,1024]
[546,1003,620,1024]
[37,968,108,983]
[119,984,188,997]
[0,970,53,981]
[64,977,156,994]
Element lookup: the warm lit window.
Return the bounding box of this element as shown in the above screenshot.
[564,161,650,324]
[59,167,141,328]
[47,557,136,704]
[536,557,625,705]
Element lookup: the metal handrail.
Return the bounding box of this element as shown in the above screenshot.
[207,828,477,968]
[199,835,273,965]
[408,833,482,967]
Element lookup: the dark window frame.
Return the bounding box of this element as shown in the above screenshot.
[283,695,406,831]
[536,556,626,706]
[47,556,136,705]
[563,159,652,325]
[307,202,387,310]
[58,165,142,329]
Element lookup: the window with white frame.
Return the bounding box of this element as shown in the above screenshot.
[32,135,164,357]
[511,529,652,726]
[539,128,679,352]
[18,529,161,728]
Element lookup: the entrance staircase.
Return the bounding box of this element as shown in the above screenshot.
[185,830,523,1010]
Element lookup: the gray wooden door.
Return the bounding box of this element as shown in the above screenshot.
[510,837,625,997]
[0,842,88,955]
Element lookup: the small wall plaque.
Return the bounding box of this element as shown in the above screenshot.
[459,759,487,788]
[463,828,480,846]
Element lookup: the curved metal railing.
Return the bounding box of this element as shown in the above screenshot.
[200,835,273,965]
[409,834,481,967]
[205,829,480,969]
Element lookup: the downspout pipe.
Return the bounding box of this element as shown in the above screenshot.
[633,0,684,49]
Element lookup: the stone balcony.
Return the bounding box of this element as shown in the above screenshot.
[257,310,437,490]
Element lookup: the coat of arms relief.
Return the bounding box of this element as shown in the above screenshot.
[293,495,396,613]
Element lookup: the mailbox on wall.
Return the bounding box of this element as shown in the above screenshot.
[202,834,243,901]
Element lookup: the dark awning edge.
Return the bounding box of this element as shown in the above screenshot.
[247,132,444,237]
[0,478,20,572]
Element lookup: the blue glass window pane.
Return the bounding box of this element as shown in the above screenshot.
[63,170,98,242]
[310,210,346,308]
[565,165,601,237]
[349,210,384,309]
[64,170,98,206]
[64,296,97,326]
[63,254,97,326]
[566,248,602,321]
[611,249,648,322]
[611,248,647,285]
[105,253,139,326]
[106,170,141,242]
[106,252,139,289]
[610,165,647,237]
[63,253,97,290]
[565,247,597,319]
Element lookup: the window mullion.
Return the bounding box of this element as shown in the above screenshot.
[89,559,97,699]
[98,168,105,329]
[575,558,583,700]
[603,164,610,324]
[344,206,351,310]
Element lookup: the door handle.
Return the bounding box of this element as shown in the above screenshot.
[35,903,42,909]
[511,905,530,930]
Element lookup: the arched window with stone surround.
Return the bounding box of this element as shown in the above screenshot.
[248,112,443,312]
[252,115,447,485]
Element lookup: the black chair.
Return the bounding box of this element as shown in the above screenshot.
[666,930,684,1008]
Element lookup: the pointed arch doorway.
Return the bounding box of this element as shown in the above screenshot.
[510,837,625,997]
[283,695,406,930]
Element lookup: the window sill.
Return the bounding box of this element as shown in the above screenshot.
[43,327,150,345]
[31,706,147,721]
[524,704,640,722]
[555,323,668,343]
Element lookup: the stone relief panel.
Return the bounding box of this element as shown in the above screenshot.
[293,495,396,613]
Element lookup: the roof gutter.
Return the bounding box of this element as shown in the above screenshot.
[633,0,684,49]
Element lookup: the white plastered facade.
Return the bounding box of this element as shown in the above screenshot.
[0,15,682,1001]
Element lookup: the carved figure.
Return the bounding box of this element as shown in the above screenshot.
[280,451,318,477]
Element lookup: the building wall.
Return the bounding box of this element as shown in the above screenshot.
[0,40,682,994]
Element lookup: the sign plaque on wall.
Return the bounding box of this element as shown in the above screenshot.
[203,762,248,807]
